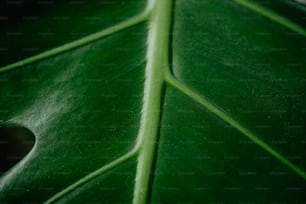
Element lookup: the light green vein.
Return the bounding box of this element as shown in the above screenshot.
[165,72,306,180]
[132,0,172,203]
[233,0,306,36]
[4,0,305,203]
[42,1,158,203]
[0,10,150,75]
[44,147,139,204]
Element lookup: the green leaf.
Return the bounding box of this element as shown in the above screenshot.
[0,0,305,203]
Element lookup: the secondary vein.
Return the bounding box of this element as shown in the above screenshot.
[132,0,172,203]
[233,0,306,36]
[0,10,150,75]
[165,73,306,180]
[44,148,139,204]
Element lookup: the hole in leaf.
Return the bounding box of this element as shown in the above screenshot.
[0,125,35,175]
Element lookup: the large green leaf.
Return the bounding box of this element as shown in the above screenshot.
[0,0,305,203]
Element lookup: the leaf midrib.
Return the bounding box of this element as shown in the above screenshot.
[1,0,305,203]
[132,0,172,203]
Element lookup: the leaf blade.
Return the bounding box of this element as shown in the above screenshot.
[0,23,147,203]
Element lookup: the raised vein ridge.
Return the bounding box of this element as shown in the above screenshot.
[3,0,305,203]
[43,148,139,203]
[165,72,306,180]
[132,0,172,203]
[0,10,150,75]
[233,0,306,36]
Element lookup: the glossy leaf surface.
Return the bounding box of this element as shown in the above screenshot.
[0,0,305,203]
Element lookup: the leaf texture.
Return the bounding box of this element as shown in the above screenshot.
[0,20,147,203]
[0,0,306,203]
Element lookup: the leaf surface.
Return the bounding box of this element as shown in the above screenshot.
[0,0,306,203]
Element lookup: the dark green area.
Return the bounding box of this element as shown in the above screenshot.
[152,87,306,203]
[171,0,306,170]
[0,0,305,203]
[152,0,306,202]
[0,0,146,67]
[252,0,306,28]
[0,24,146,203]
[57,159,136,204]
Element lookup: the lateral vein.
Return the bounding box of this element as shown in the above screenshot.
[0,10,150,75]
[44,148,139,204]
[233,0,306,36]
[165,72,306,180]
